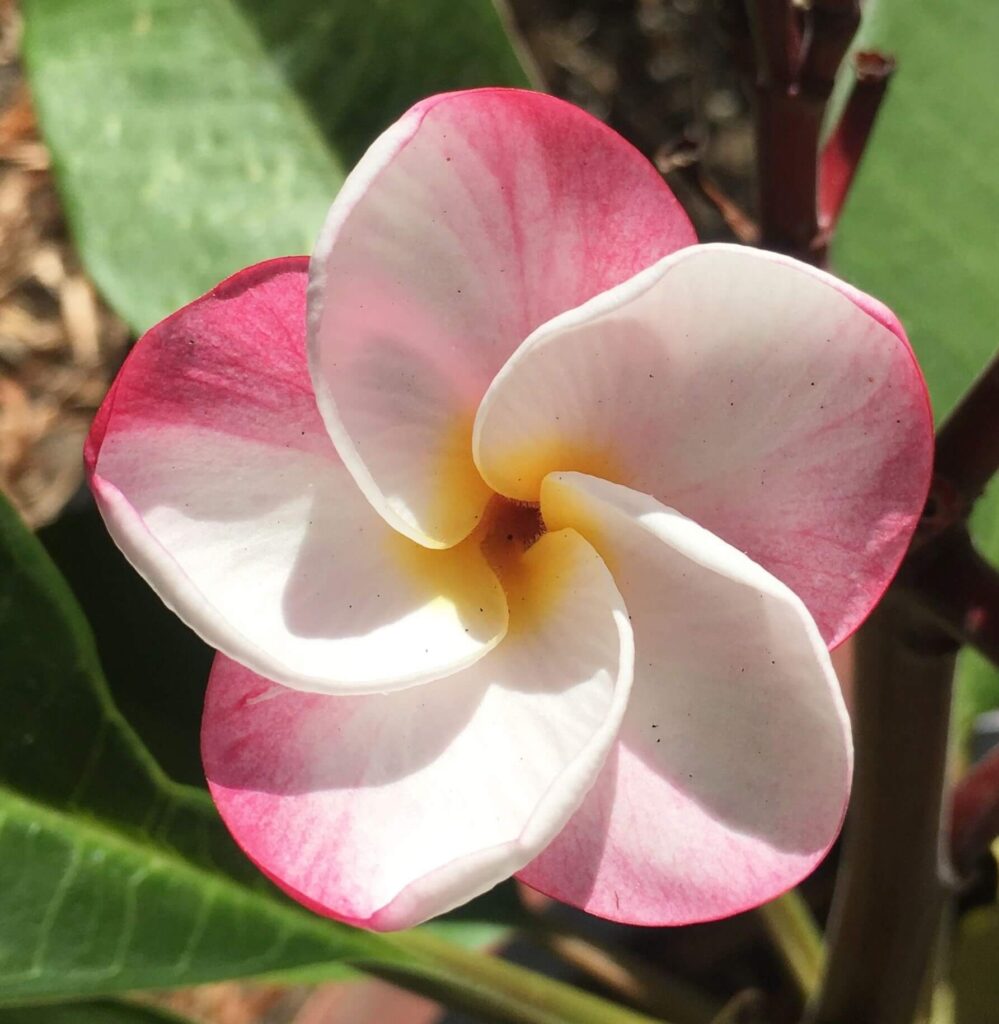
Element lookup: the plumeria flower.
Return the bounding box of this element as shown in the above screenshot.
[87,89,932,931]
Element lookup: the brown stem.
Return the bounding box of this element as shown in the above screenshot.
[697,173,760,243]
[746,0,804,84]
[819,51,896,228]
[746,0,819,260]
[753,85,825,259]
[799,0,861,95]
[745,0,860,262]
[809,600,956,1024]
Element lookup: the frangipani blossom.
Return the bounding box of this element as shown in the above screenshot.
[86,89,933,931]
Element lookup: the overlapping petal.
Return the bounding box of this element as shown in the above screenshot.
[308,87,696,550]
[518,473,852,924]
[86,259,508,694]
[474,243,933,647]
[203,528,635,930]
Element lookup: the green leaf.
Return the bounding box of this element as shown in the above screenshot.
[0,492,391,1002]
[0,1001,194,1024]
[22,0,340,333]
[831,0,999,749]
[22,0,529,333]
[40,502,212,788]
[833,0,999,422]
[952,904,999,1024]
[238,0,532,168]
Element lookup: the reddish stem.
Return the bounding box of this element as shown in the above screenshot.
[746,0,804,84]
[819,52,896,228]
[934,351,999,512]
[896,352,999,666]
[753,86,825,259]
[799,0,862,93]
[745,0,861,262]
[746,0,818,260]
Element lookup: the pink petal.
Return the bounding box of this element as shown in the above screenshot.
[87,259,507,694]
[203,529,634,930]
[518,473,852,925]
[474,243,933,647]
[308,87,696,549]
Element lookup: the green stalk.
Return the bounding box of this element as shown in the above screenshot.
[757,890,824,999]
[357,926,672,1024]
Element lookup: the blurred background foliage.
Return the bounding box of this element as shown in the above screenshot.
[2,0,998,1021]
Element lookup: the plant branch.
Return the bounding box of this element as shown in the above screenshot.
[736,3,962,1012]
[744,0,861,262]
[809,599,956,1024]
[799,0,861,94]
[933,350,999,512]
[746,0,821,260]
[741,0,999,1018]
[893,350,999,668]
[757,890,824,1000]
[819,51,895,228]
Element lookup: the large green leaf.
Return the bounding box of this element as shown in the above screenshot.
[0,492,393,1002]
[833,0,999,421]
[831,0,999,746]
[22,0,339,333]
[22,0,528,333]
[239,0,532,168]
[40,501,212,788]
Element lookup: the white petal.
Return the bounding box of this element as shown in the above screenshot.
[473,243,932,647]
[519,473,852,925]
[308,89,694,549]
[204,528,634,929]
